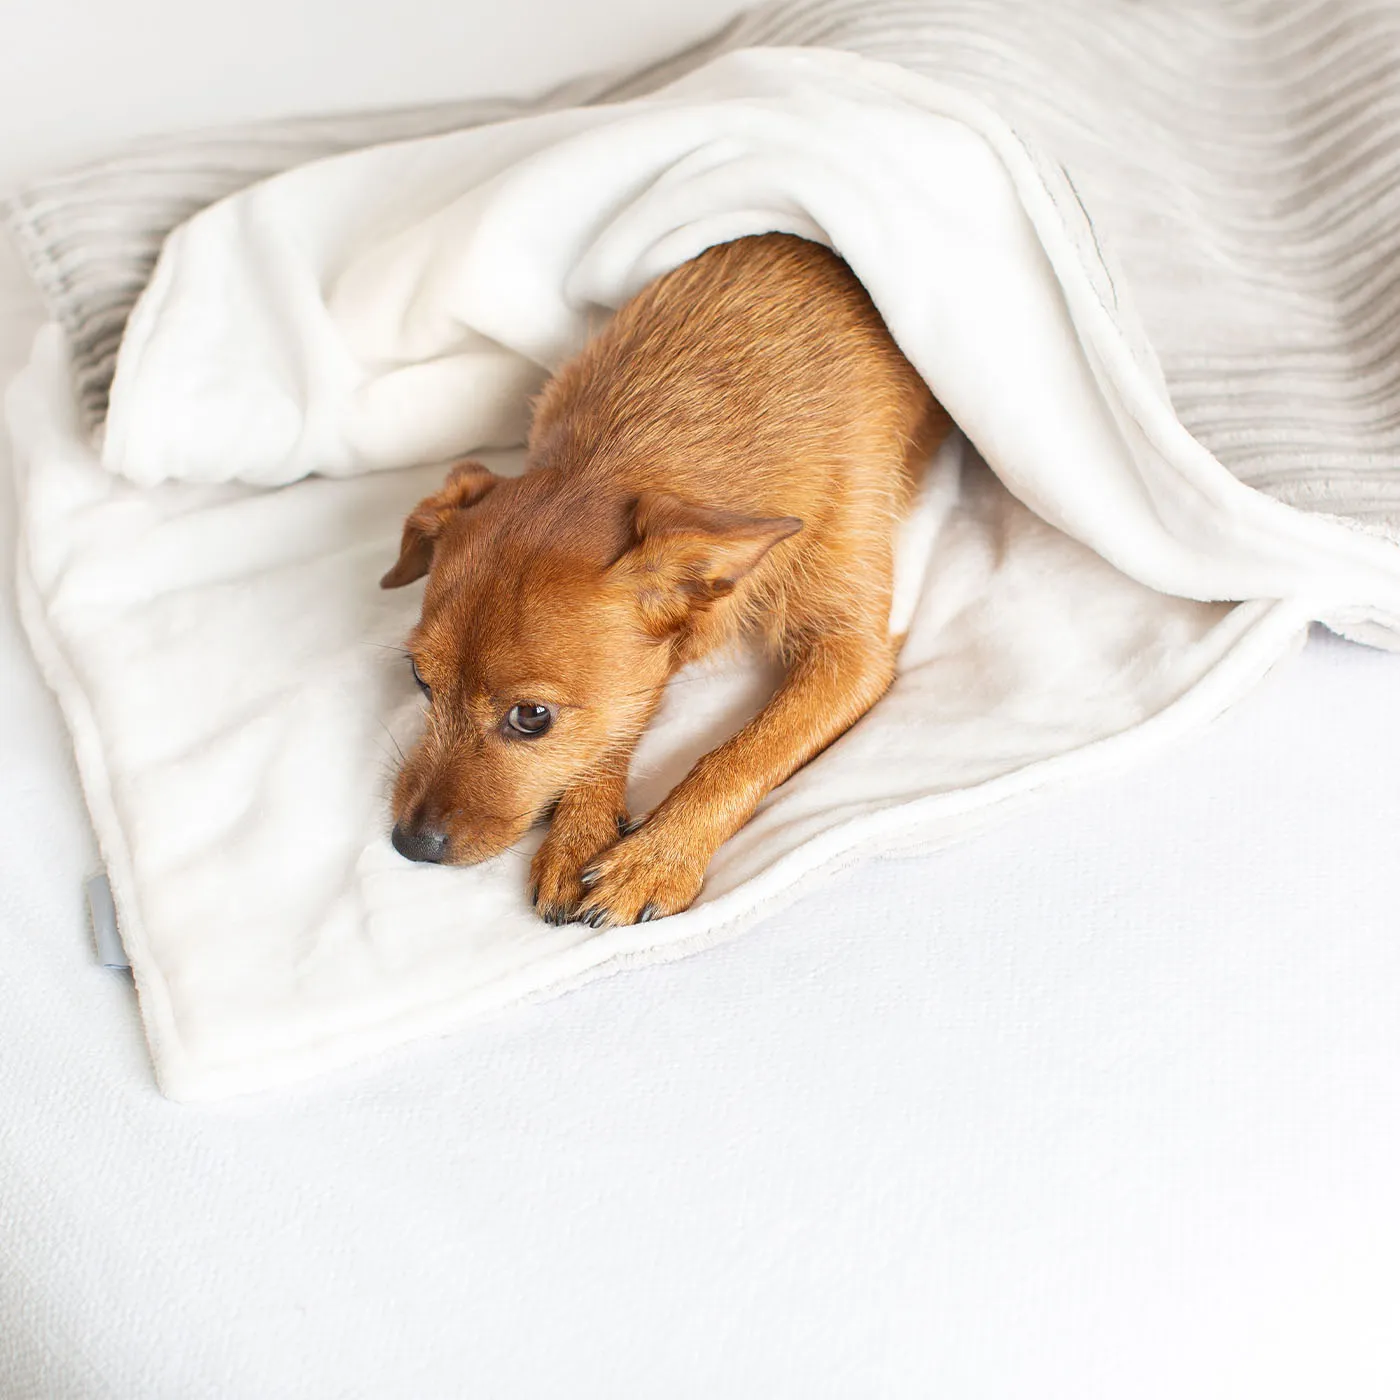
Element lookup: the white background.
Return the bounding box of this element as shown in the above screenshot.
[3,2,1400,1395]
[0,0,749,188]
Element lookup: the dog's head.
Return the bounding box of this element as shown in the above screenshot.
[380,460,799,864]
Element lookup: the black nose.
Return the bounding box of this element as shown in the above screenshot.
[391,820,449,864]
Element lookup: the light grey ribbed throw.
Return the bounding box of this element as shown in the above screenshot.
[8,0,1400,540]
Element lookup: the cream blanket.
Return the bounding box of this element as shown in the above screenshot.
[11,43,1400,1098]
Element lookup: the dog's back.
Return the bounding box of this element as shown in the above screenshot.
[529,233,948,643]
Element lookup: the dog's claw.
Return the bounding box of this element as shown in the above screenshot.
[616,814,630,837]
[578,866,601,889]
[620,815,648,836]
[638,903,658,923]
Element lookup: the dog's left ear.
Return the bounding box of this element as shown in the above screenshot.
[380,460,498,588]
[615,491,802,629]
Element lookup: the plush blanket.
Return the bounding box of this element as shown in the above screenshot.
[11,8,1400,1099]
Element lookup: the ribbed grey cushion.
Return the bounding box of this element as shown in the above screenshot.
[9,0,1400,536]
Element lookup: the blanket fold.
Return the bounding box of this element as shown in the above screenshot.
[101,49,1400,618]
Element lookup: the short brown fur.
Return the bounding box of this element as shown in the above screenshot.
[382,233,949,926]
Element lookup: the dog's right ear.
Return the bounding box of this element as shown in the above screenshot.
[612,492,802,633]
[380,460,498,588]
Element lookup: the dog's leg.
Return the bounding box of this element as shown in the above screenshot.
[531,760,635,925]
[576,631,898,927]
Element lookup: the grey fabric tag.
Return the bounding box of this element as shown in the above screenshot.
[85,871,129,970]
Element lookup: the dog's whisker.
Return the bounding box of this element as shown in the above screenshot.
[375,719,407,765]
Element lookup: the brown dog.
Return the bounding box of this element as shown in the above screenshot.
[381,232,948,926]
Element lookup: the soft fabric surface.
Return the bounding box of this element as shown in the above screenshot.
[9,212,1400,1400]
[12,42,1400,1099]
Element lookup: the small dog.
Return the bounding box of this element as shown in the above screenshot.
[381,233,948,926]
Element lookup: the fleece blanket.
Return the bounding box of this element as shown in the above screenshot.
[12,39,1400,1098]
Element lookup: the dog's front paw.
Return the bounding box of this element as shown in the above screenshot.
[573,824,707,928]
[531,802,630,925]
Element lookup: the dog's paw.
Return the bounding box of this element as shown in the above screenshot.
[530,803,629,925]
[573,825,707,928]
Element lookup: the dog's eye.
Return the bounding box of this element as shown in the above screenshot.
[409,657,430,697]
[505,702,553,738]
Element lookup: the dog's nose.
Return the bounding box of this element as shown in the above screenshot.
[391,820,449,864]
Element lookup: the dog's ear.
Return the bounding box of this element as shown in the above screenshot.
[380,460,498,588]
[615,491,802,628]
